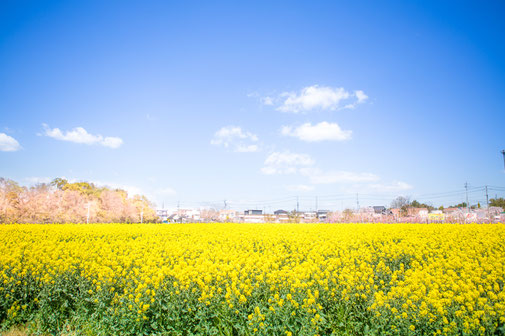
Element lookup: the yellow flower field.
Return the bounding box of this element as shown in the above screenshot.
[0,223,504,335]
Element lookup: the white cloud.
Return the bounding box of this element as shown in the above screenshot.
[286,184,314,192]
[101,137,123,149]
[355,90,368,103]
[261,152,379,186]
[277,86,350,113]
[271,85,368,113]
[281,122,352,142]
[300,168,380,184]
[42,124,123,149]
[265,151,314,166]
[212,126,259,143]
[0,133,21,152]
[261,150,410,196]
[91,180,144,197]
[236,144,259,152]
[261,151,314,175]
[261,166,283,175]
[211,126,259,152]
[368,181,413,192]
[261,96,274,105]
[344,90,369,109]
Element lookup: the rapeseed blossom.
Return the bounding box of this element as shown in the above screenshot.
[0,223,504,335]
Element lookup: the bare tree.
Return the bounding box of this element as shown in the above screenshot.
[391,196,410,208]
[391,196,411,217]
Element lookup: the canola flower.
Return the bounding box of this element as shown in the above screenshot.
[0,223,504,335]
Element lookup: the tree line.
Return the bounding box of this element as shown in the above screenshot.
[390,195,505,217]
[0,178,157,223]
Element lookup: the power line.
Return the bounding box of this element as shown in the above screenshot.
[154,185,505,212]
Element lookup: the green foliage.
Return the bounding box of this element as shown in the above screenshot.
[50,178,69,190]
[448,202,467,208]
[490,197,505,209]
[2,253,501,336]
[51,178,105,198]
[410,200,434,211]
[0,269,407,335]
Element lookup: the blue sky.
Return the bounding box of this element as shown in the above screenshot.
[1,0,505,211]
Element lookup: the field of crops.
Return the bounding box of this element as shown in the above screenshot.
[0,223,504,335]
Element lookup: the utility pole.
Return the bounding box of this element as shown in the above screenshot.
[315,196,318,212]
[86,203,90,224]
[464,182,470,212]
[502,150,505,171]
[223,200,227,209]
[485,185,490,220]
[296,196,299,213]
[356,193,360,211]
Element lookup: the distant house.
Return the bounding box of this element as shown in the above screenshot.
[180,209,201,221]
[244,209,263,215]
[317,210,329,220]
[304,212,317,222]
[156,209,169,222]
[390,208,400,216]
[408,207,428,217]
[167,214,179,222]
[272,210,289,223]
[360,207,375,214]
[219,210,239,222]
[242,210,264,223]
[443,207,461,214]
[428,211,445,221]
[372,206,386,214]
[470,207,503,221]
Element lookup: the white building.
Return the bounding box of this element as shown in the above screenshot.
[219,210,239,222]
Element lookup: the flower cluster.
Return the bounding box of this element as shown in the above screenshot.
[0,223,504,335]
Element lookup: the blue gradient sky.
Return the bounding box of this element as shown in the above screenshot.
[1,0,504,210]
